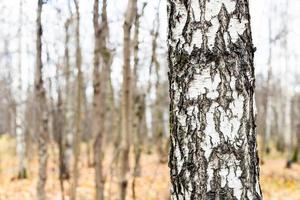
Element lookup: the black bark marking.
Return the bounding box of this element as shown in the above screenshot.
[168,0,262,199]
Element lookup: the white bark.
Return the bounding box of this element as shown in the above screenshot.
[16,0,27,179]
[168,0,262,199]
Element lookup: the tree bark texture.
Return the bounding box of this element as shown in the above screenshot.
[35,0,48,199]
[167,0,262,199]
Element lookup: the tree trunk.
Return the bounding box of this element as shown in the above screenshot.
[261,17,273,164]
[93,0,110,199]
[291,95,300,163]
[150,3,168,163]
[16,0,27,179]
[35,0,49,199]
[296,122,300,163]
[167,0,263,199]
[296,96,300,163]
[285,95,292,168]
[275,90,285,153]
[131,4,146,199]
[119,0,137,199]
[55,86,65,200]
[61,17,72,181]
[131,93,146,200]
[70,0,82,199]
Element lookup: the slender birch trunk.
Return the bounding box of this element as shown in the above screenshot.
[131,4,146,199]
[55,82,65,200]
[261,17,273,164]
[35,0,49,199]
[296,94,300,163]
[119,0,137,199]
[70,0,82,199]
[131,94,146,200]
[285,94,292,168]
[93,0,110,199]
[150,2,167,163]
[61,18,72,181]
[291,95,300,163]
[16,0,27,179]
[280,0,293,169]
[167,0,263,199]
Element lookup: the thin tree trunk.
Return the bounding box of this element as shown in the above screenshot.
[55,85,65,200]
[119,0,137,199]
[150,1,167,163]
[62,18,72,181]
[16,0,27,179]
[131,94,146,200]
[70,0,82,199]
[167,0,263,199]
[280,0,293,169]
[296,95,300,163]
[291,95,300,163]
[93,0,110,199]
[261,17,273,164]
[296,126,300,163]
[51,59,66,200]
[285,95,293,168]
[131,4,146,199]
[35,0,49,199]
[296,122,300,163]
[275,89,285,153]
[61,16,74,179]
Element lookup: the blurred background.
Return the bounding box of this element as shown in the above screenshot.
[0,0,300,199]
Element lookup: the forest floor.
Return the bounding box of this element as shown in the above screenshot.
[0,135,300,200]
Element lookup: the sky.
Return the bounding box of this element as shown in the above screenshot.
[0,0,300,97]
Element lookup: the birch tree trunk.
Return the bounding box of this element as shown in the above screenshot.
[167,0,263,199]
[119,0,136,199]
[16,0,27,179]
[35,0,49,199]
[285,94,292,168]
[70,0,82,199]
[150,3,168,163]
[131,4,146,199]
[275,90,285,152]
[291,95,300,163]
[261,17,273,164]
[55,84,65,200]
[93,0,110,199]
[61,17,72,181]
[296,95,300,163]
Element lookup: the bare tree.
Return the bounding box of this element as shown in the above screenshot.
[167,0,262,199]
[53,64,65,200]
[93,0,111,199]
[131,3,146,199]
[119,0,137,199]
[62,17,73,181]
[291,94,300,163]
[15,0,27,179]
[35,0,49,199]
[70,0,83,199]
[149,0,168,163]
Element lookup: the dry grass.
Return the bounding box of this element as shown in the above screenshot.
[0,135,299,200]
